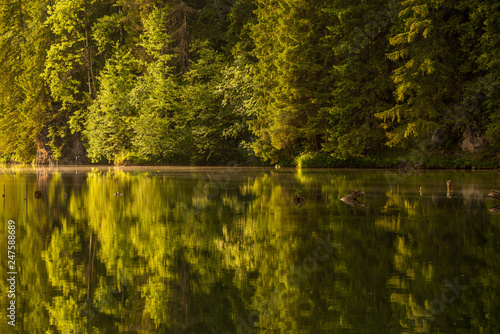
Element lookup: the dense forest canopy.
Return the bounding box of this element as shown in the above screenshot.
[0,0,499,167]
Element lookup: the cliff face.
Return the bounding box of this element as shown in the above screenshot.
[460,130,485,153]
[36,133,90,165]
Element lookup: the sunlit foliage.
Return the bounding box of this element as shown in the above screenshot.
[0,0,499,165]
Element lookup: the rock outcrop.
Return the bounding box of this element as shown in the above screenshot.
[36,133,90,165]
[460,129,484,153]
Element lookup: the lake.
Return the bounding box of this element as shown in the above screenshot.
[0,166,499,333]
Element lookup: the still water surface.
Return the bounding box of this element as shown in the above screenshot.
[0,166,499,333]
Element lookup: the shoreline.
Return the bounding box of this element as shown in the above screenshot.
[0,163,498,171]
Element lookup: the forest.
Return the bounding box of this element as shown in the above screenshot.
[0,0,499,167]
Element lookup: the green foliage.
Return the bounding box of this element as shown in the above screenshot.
[472,1,500,150]
[43,0,85,107]
[377,0,467,149]
[85,47,138,163]
[296,152,383,168]
[131,7,179,163]
[226,0,256,57]
[0,0,51,162]
[249,0,334,163]
[321,0,393,159]
[93,12,121,55]
[181,45,250,165]
[42,0,95,159]
[1,0,500,166]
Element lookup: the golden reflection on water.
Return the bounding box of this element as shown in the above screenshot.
[0,167,498,333]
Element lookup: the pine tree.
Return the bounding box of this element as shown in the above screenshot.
[85,47,138,163]
[0,0,52,162]
[249,0,334,163]
[322,0,394,159]
[131,6,179,162]
[377,0,465,150]
[0,0,26,160]
[472,0,500,150]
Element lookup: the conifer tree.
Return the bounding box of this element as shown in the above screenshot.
[0,0,52,162]
[322,0,394,158]
[85,47,138,163]
[131,6,179,162]
[473,0,500,150]
[249,0,334,162]
[377,0,465,150]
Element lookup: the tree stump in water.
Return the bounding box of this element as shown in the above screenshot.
[292,193,306,207]
[489,205,500,215]
[447,180,453,197]
[487,190,500,215]
[341,190,365,207]
[488,190,500,200]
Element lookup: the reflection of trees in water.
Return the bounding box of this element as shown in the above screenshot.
[376,177,499,333]
[0,169,498,332]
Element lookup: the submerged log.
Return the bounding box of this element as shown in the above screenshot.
[489,205,500,215]
[488,190,500,200]
[341,190,364,201]
[341,190,365,207]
